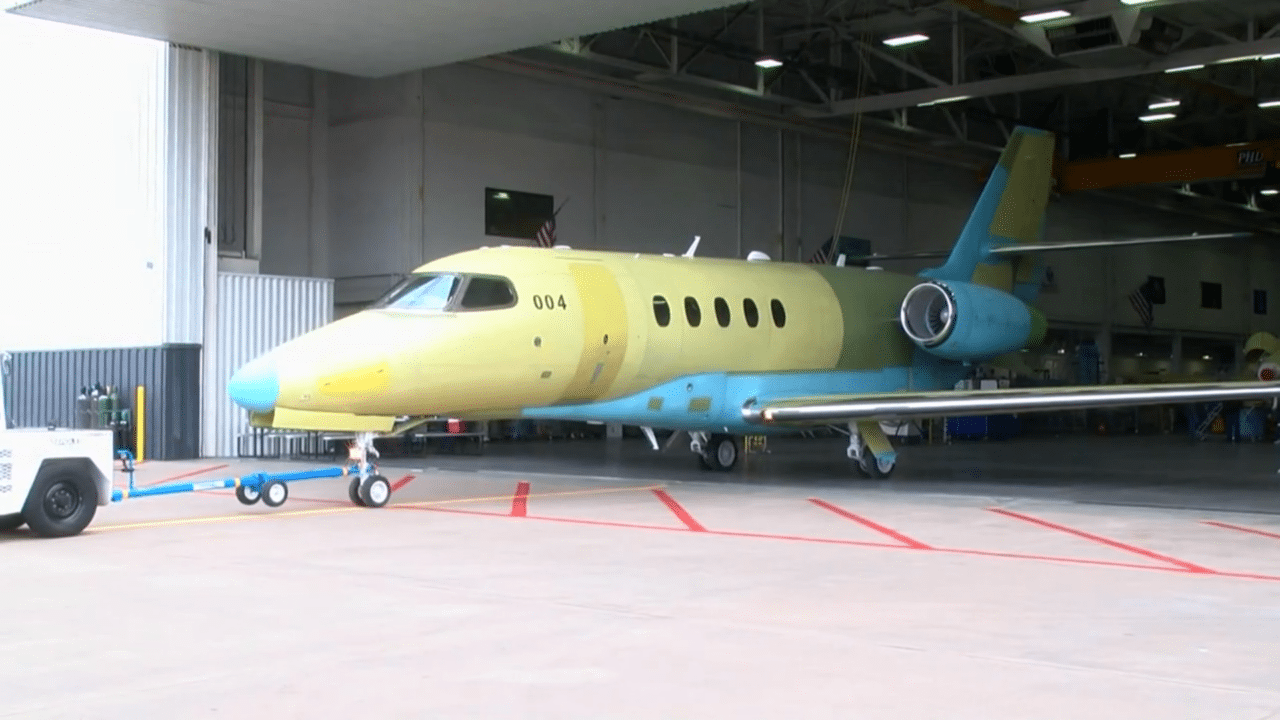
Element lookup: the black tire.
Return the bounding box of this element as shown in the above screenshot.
[696,453,714,471]
[858,451,896,479]
[0,513,25,532]
[359,475,391,508]
[23,468,98,538]
[235,484,261,505]
[261,479,289,508]
[348,477,366,506]
[708,434,738,471]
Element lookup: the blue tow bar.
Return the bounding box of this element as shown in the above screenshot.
[109,450,392,508]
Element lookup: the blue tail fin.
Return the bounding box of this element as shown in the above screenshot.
[922,126,1056,304]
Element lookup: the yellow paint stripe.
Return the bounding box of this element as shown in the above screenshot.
[392,484,666,508]
[93,506,360,533]
[92,484,664,534]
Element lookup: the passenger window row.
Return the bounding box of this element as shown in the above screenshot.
[652,295,785,329]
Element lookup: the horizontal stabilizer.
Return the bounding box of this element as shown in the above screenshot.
[849,231,1252,263]
[743,381,1280,425]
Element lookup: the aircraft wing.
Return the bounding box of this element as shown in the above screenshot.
[741,381,1280,426]
[850,231,1251,263]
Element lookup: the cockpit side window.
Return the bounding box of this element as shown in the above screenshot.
[459,276,517,310]
[371,273,460,311]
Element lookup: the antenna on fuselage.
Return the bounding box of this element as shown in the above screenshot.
[683,235,701,257]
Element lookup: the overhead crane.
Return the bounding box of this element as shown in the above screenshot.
[1055,139,1280,193]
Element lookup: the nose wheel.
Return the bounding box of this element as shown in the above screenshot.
[347,432,393,508]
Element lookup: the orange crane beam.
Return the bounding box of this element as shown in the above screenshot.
[1056,140,1279,193]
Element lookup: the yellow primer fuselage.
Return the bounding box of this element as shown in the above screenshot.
[260,245,927,428]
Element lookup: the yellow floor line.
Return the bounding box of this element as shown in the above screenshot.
[91,484,665,534]
[390,484,666,508]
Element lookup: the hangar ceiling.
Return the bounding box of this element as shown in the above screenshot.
[4,0,747,77]
[12,0,1280,226]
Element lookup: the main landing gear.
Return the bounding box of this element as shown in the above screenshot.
[346,431,392,508]
[844,421,897,479]
[691,431,738,471]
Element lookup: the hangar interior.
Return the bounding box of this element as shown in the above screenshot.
[6,0,1280,459]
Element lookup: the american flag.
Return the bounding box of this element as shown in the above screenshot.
[534,217,556,248]
[1129,279,1154,328]
[807,237,834,264]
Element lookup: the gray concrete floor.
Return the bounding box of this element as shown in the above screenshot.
[3,434,1280,719]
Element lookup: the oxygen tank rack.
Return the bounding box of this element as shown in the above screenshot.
[110,450,392,508]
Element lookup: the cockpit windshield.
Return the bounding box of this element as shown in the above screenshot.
[370,272,517,312]
[371,273,460,311]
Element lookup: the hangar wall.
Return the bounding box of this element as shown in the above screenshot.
[256,60,1280,339]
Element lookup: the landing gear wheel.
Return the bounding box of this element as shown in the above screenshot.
[858,451,896,479]
[359,474,391,508]
[235,484,261,505]
[702,434,738,472]
[261,479,289,508]
[22,468,98,538]
[696,453,714,471]
[0,513,25,532]
[348,477,366,506]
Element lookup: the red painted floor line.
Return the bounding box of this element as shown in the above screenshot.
[651,489,707,532]
[1202,520,1280,542]
[397,504,1280,581]
[142,464,230,487]
[988,507,1215,574]
[511,481,530,517]
[390,475,416,492]
[808,498,932,549]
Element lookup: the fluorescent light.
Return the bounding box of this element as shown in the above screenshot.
[1215,55,1259,65]
[1262,54,1280,60]
[1164,64,1204,73]
[1120,0,1159,4]
[1119,152,1137,158]
[1260,100,1280,108]
[918,95,970,106]
[1262,189,1280,196]
[1021,9,1071,22]
[1140,112,1177,122]
[1148,99,1180,109]
[754,57,783,68]
[884,33,929,47]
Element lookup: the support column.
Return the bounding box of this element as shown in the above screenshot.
[201,51,222,459]
[1171,331,1184,374]
[1094,325,1112,384]
[309,70,330,278]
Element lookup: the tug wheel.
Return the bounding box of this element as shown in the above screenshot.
[359,475,391,508]
[261,479,289,508]
[235,484,261,505]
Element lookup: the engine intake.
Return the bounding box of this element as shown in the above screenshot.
[899,279,1046,361]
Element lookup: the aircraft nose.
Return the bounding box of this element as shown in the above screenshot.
[227,354,279,413]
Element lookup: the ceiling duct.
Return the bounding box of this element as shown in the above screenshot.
[1017,8,1183,68]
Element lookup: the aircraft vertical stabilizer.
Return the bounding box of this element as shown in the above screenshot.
[921,126,1056,304]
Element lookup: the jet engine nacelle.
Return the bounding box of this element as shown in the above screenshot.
[899,279,1047,362]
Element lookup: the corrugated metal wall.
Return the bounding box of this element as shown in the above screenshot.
[3,345,201,461]
[210,272,333,457]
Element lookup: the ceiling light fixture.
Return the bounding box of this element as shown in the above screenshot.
[1120,0,1159,5]
[918,95,970,106]
[754,57,783,68]
[1119,152,1137,158]
[1139,112,1177,122]
[884,33,929,47]
[1148,99,1180,109]
[1262,53,1280,60]
[1262,189,1279,196]
[1021,9,1071,22]
[1260,100,1280,108]
[1164,64,1204,73]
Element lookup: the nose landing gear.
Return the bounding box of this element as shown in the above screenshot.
[347,431,392,508]
[691,431,739,471]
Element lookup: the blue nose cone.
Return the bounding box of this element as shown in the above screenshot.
[227,355,279,413]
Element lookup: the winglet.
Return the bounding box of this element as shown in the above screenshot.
[684,235,701,257]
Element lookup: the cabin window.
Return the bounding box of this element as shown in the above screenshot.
[653,296,671,327]
[684,297,701,327]
[458,276,516,310]
[743,299,759,328]
[771,299,786,328]
[371,273,460,311]
[714,298,731,327]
